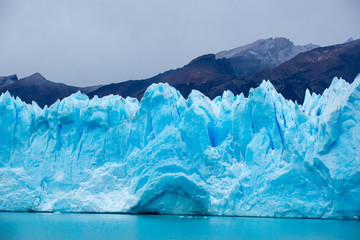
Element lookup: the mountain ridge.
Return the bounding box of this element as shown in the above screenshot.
[87,38,321,101]
[231,38,360,103]
[1,37,359,107]
[0,73,102,107]
[215,37,319,77]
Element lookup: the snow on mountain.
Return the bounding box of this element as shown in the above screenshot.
[216,37,318,62]
[215,37,319,76]
[0,74,359,219]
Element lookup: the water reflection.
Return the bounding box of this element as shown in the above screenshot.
[0,212,359,240]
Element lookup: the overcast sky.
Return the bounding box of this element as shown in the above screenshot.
[0,0,359,86]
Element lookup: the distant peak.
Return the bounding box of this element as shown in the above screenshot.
[30,72,46,79]
[0,74,18,84]
[21,72,48,83]
[215,37,295,60]
[265,37,292,43]
[346,37,354,43]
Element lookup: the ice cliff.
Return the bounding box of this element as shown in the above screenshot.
[1,75,360,219]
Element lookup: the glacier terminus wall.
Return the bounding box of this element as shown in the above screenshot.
[1,75,360,219]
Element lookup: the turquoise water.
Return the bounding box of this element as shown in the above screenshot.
[0,212,359,240]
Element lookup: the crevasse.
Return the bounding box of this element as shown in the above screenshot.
[0,75,360,219]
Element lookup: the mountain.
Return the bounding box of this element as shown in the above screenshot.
[0,73,101,108]
[215,37,319,77]
[1,76,360,219]
[0,74,18,88]
[90,38,358,103]
[88,54,236,100]
[89,38,318,100]
[2,37,359,106]
[231,38,360,103]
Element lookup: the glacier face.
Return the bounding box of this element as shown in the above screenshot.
[0,75,360,219]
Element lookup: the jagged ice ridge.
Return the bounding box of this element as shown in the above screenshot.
[1,75,360,219]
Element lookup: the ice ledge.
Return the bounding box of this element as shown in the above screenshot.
[0,75,360,219]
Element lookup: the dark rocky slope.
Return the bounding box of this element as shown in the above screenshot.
[0,73,100,108]
[231,39,360,103]
[1,38,358,106]
[89,38,318,100]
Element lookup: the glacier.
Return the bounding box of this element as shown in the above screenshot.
[0,75,360,219]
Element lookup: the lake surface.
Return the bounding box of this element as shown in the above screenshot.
[0,212,359,240]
